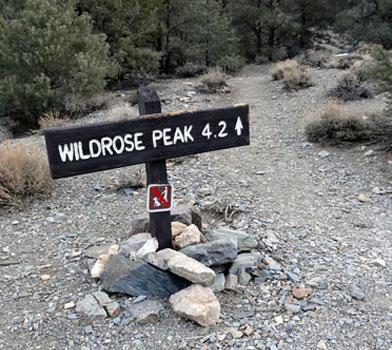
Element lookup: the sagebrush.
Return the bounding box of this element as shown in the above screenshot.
[0,142,53,207]
[305,103,379,143]
[200,68,227,92]
[271,60,313,90]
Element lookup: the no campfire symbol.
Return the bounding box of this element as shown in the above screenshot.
[147,184,173,213]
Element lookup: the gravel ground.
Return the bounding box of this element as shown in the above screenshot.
[1,64,391,350]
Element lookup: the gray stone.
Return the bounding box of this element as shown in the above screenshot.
[76,295,107,318]
[119,233,152,258]
[85,244,113,259]
[284,303,301,313]
[238,268,252,286]
[229,252,262,276]
[100,254,189,298]
[349,284,365,300]
[131,205,202,234]
[205,227,257,252]
[286,272,300,283]
[93,291,121,318]
[84,326,93,334]
[143,252,169,271]
[210,273,226,293]
[127,300,164,323]
[180,240,237,267]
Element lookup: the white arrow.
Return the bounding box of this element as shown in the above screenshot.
[235,117,244,136]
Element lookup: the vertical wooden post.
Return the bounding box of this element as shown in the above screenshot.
[138,87,172,250]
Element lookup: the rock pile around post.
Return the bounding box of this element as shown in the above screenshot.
[85,204,264,327]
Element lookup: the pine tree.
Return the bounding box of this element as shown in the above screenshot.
[335,0,392,49]
[228,0,293,60]
[77,0,161,79]
[0,0,110,127]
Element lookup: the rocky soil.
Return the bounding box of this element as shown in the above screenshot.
[1,64,392,350]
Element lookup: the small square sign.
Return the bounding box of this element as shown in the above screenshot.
[147,184,174,213]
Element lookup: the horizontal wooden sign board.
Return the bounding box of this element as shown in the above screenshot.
[45,104,250,179]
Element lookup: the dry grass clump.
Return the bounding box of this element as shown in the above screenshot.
[323,54,362,69]
[271,60,314,90]
[200,68,227,92]
[305,102,379,143]
[102,103,138,123]
[38,111,72,130]
[0,141,53,207]
[298,50,330,68]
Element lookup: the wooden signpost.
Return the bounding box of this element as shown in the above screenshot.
[45,87,250,250]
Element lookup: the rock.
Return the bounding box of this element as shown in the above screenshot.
[180,240,237,267]
[229,252,261,276]
[135,238,158,259]
[169,285,220,327]
[90,245,120,279]
[286,271,300,283]
[210,273,225,293]
[372,187,385,195]
[174,224,202,249]
[167,252,216,286]
[171,205,202,230]
[127,300,164,323]
[225,274,238,290]
[76,295,107,318]
[317,340,328,350]
[318,151,330,158]
[93,292,121,318]
[363,150,374,157]
[172,221,187,238]
[143,252,169,270]
[238,268,252,286]
[91,254,110,280]
[119,233,152,259]
[131,205,202,234]
[292,287,313,299]
[349,284,365,300]
[358,193,370,203]
[205,227,257,252]
[370,258,387,268]
[85,244,114,259]
[284,303,301,313]
[100,254,188,298]
[230,328,243,339]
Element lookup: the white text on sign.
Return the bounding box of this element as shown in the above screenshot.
[57,120,242,163]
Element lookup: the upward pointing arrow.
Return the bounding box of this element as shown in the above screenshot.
[235,117,244,136]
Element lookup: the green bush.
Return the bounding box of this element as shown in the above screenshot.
[0,0,110,128]
[367,46,392,116]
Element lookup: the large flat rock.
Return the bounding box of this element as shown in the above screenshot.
[100,254,188,298]
[205,227,257,252]
[180,239,237,267]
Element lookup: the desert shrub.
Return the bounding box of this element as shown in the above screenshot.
[328,69,374,101]
[0,141,53,207]
[64,94,114,117]
[200,68,227,93]
[38,111,71,130]
[176,63,206,78]
[323,54,362,69]
[270,60,298,80]
[298,49,330,68]
[218,55,245,73]
[270,60,313,89]
[305,103,379,143]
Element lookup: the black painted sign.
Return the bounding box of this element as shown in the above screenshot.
[45,104,250,179]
